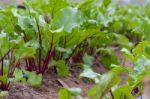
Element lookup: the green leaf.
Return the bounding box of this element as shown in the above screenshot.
[143,18,150,41]
[14,45,36,62]
[145,45,150,55]
[83,54,94,66]
[114,34,133,49]
[113,85,134,99]
[27,72,42,88]
[59,88,72,99]
[78,0,97,9]
[56,60,69,77]
[80,64,100,83]
[56,47,72,54]
[0,91,8,98]
[68,88,82,96]
[14,69,24,82]
[51,7,84,33]
[58,87,82,99]
[18,16,36,30]
[121,48,134,60]
[0,75,8,85]
[39,15,46,27]
[100,54,118,69]
[145,3,150,18]
[29,0,69,16]
[103,0,112,7]
[88,70,121,99]
[133,41,149,59]
[134,55,150,74]
[0,32,10,56]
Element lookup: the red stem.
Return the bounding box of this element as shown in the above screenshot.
[110,90,114,99]
[42,34,54,73]
[8,50,13,77]
[0,49,12,62]
[36,18,42,73]
[1,58,4,76]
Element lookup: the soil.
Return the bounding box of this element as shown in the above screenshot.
[4,47,133,99]
[5,67,93,99]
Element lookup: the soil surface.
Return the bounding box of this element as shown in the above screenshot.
[5,68,93,99]
[4,47,133,99]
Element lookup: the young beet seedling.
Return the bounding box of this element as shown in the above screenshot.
[0,31,35,90]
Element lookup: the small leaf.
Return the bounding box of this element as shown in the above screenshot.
[56,47,72,54]
[59,88,72,99]
[27,72,42,88]
[68,88,82,96]
[83,54,94,66]
[103,0,112,7]
[58,87,82,99]
[0,91,8,98]
[80,64,100,83]
[14,69,24,81]
[121,48,134,60]
[39,15,46,27]
[0,75,8,85]
[56,60,69,77]
[113,85,134,99]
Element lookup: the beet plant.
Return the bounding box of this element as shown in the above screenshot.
[0,31,36,90]
[1,0,150,98]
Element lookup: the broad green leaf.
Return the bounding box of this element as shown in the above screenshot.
[51,7,84,33]
[18,16,36,30]
[78,0,98,9]
[14,45,35,62]
[88,70,121,99]
[29,0,69,16]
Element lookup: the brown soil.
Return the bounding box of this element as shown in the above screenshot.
[4,47,133,99]
[5,68,93,99]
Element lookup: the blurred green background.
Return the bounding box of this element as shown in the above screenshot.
[0,0,149,6]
